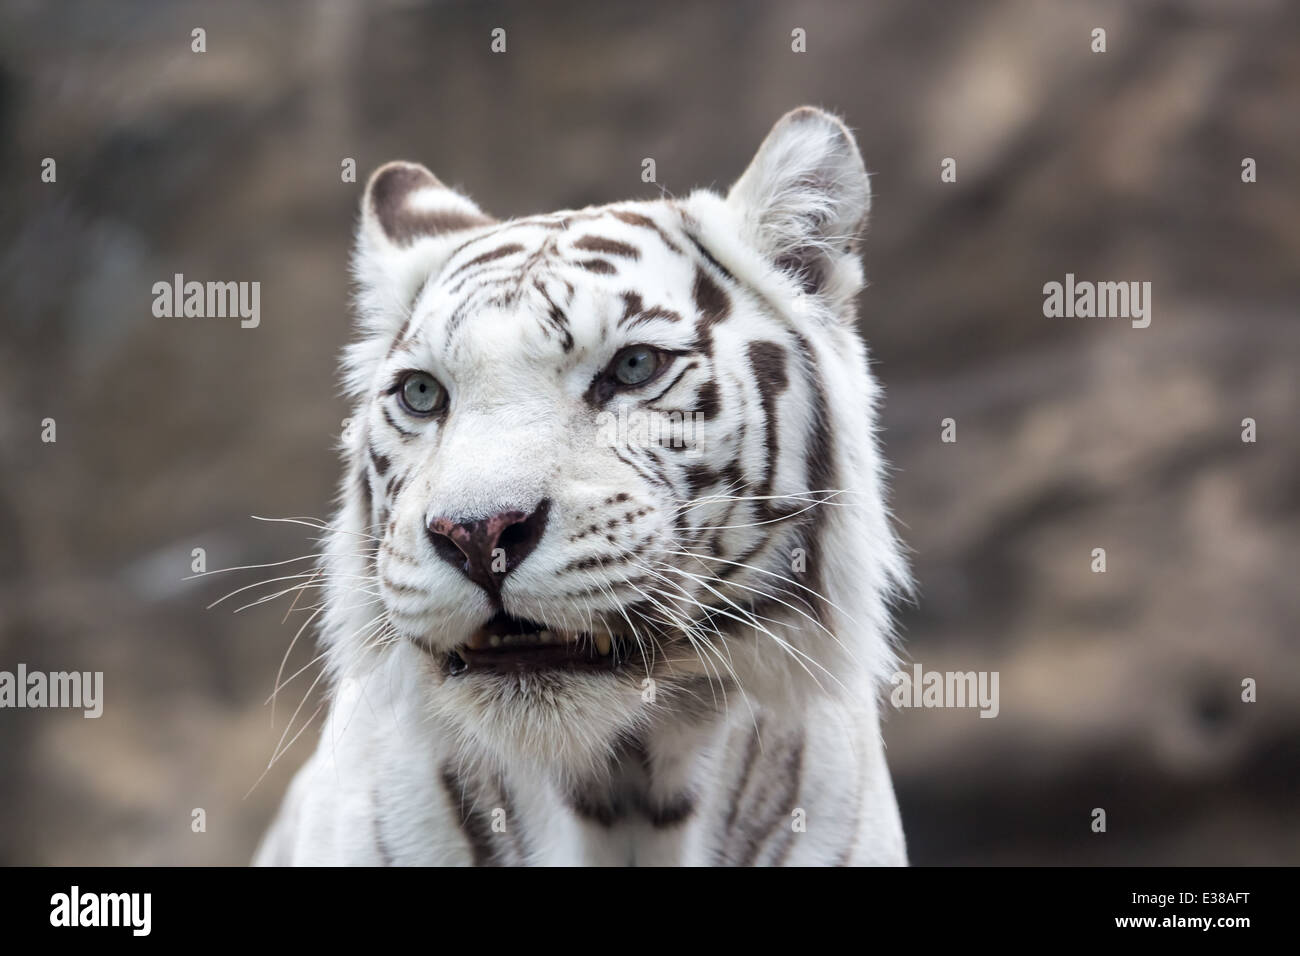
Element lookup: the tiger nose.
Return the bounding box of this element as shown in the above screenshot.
[427,499,551,596]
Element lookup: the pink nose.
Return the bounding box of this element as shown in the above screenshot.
[427,500,550,596]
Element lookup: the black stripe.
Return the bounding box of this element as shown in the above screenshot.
[614,447,669,491]
[533,277,575,352]
[381,406,418,439]
[717,730,805,866]
[624,305,684,331]
[357,468,373,518]
[444,262,521,299]
[382,542,420,567]
[723,722,762,836]
[446,242,526,280]
[567,736,696,829]
[439,763,501,867]
[573,235,640,259]
[610,209,685,255]
[691,267,731,354]
[792,332,837,624]
[748,735,805,866]
[695,380,720,419]
[647,792,696,828]
[644,361,697,405]
[381,575,421,596]
[687,233,735,283]
[746,340,790,501]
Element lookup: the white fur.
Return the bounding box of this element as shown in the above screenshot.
[255,108,909,866]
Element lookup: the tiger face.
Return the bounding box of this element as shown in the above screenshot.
[329,108,906,777]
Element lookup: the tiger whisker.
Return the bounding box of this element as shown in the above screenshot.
[268,593,385,717]
[681,496,849,532]
[206,569,379,611]
[667,488,855,517]
[580,561,660,676]
[183,552,335,581]
[250,515,383,543]
[628,567,760,731]
[655,563,843,695]
[659,548,857,626]
[241,698,329,802]
[265,609,392,753]
[655,557,862,673]
[228,578,381,615]
[631,573,744,713]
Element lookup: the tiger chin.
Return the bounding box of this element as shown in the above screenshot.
[254,107,911,866]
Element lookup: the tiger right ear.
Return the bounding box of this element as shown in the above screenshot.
[346,162,496,395]
[726,107,869,306]
[354,163,496,315]
[360,161,494,251]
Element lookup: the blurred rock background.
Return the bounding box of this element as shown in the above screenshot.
[0,0,1296,864]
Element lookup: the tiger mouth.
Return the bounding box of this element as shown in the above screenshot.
[443,611,635,675]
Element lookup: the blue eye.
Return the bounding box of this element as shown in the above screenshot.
[610,346,662,386]
[399,371,446,415]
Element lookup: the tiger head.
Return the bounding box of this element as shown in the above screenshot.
[325,107,907,778]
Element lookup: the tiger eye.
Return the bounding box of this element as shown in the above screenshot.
[399,371,445,415]
[611,346,661,386]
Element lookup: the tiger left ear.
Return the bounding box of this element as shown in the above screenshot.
[726,107,869,305]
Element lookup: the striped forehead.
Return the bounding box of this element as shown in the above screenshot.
[396,205,698,358]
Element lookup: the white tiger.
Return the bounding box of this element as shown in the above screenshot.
[254,107,910,866]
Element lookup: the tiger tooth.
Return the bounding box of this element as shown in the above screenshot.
[489,634,502,648]
[539,630,554,644]
[594,632,612,656]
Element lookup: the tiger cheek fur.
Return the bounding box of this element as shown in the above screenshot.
[255,107,910,866]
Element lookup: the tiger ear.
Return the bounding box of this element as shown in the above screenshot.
[352,161,495,334]
[347,162,495,393]
[361,161,494,250]
[726,107,869,305]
